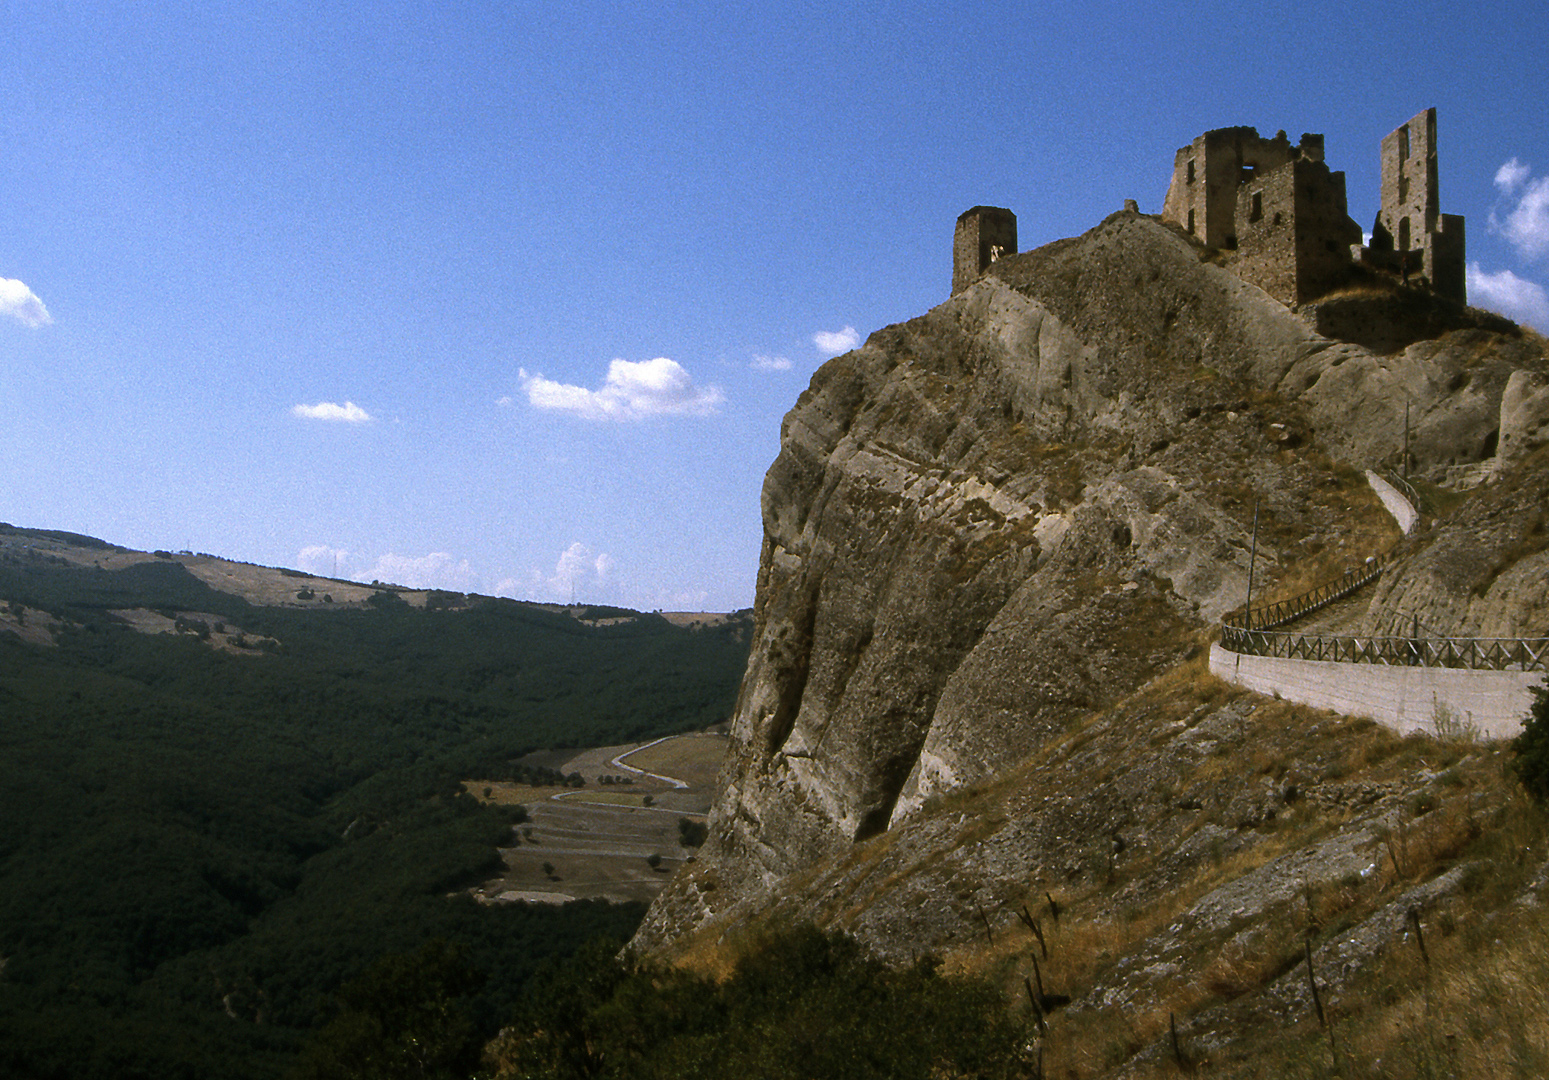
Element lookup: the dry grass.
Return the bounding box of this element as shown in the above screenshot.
[618,733,729,788]
[641,649,1547,1078]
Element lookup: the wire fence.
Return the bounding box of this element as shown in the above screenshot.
[1224,555,1388,632]
[1384,469,1424,514]
[1219,626,1549,672]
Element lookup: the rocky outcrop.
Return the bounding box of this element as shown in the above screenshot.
[631,211,1549,955]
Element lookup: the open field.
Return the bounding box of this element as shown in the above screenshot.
[471,731,729,905]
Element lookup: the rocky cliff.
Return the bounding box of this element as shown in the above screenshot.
[630,209,1549,1073]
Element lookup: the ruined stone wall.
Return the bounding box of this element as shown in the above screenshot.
[1291,161,1363,302]
[1164,128,1321,249]
[952,206,1017,295]
[1431,213,1467,302]
[1378,108,1465,303]
[1218,155,1360,306]
[1228,163,1299,305]
[1380,109,1439,247]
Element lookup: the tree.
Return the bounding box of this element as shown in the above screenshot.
[1513,685,1549,802]
[292,939,486,1080]
[677,818,707,848]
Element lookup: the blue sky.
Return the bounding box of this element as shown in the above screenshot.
[4,2,1547,612]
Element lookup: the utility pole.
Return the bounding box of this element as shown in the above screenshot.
[1245,500,1260,630]
[1403,400,1411,483]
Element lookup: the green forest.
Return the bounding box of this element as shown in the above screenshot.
[0,533,752,1079]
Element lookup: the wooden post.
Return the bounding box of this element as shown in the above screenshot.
[1245,501,1260,630]
[1404,399,1411,483]
[977,905,995,945]
[1023,976,1046,1035]
[1409,908,1430,968]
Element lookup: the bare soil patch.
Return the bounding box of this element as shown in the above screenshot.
[471,732,729,906]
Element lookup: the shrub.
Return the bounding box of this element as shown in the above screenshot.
[1512,685,1549,803]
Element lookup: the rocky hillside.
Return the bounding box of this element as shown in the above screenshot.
[629,211,1549,1075]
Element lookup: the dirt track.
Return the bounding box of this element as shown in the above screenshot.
[473,732,726,906]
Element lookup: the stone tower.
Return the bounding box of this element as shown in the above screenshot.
[1160,127,1361,307]
[1376,108,1466,303]
[953,206,1017,295]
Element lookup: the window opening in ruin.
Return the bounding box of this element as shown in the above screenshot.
[1399,174,1409,202]
[1249,192,1262,222]
[1399,217,1411,251]
[1187,209,1195,234]
[1399,125,1410,161]
[1186,160,1195,184]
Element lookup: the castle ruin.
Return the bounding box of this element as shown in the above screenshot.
[952,206,1017,296]
[952,109,1466,308]
[1370,108,1467,302]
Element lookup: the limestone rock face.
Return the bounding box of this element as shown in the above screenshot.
[1498,368,1549,472]
[630,213,1548,954]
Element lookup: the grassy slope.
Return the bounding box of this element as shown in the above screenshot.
[656,650,1549,1078]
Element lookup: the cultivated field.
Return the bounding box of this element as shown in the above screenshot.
[471,731,729,905]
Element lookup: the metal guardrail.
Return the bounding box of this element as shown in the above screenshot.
[1219,627,1549,672]
[1385,469,1425,514]
[1224,555,1387,632]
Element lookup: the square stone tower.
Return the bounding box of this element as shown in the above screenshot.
[1377,108,1466,303]
[1161,126,1360,307]
[952,206,1017,295]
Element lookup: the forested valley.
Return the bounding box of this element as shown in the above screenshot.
[0,527,751,1079]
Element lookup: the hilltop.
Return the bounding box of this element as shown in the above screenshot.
[627,210,1549,1076]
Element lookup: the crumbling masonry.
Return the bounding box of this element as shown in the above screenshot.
[952,109,1465,308]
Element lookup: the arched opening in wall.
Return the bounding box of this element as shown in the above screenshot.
[1249,192,1263,222]
[1399,217,1411,251]
[1186,159,1196,184]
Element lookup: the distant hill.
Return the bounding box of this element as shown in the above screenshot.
[0,523,752,1080]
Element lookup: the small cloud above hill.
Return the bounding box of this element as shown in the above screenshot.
[751,354,792,371]
[520,358,723,421]
[358,551,478,592]
[1468,263,1549,331]
[292,401,372,423]
[496,542,614,603]
[298,545,351,578]
[0,278,52,327]
[813,326,860,355]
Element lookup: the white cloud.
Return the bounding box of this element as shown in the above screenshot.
[357,551,479,592]
[1467,263,1549,331]
[292,400,373,423]
[520,358,724,421]
[501,542,613,603]
[1496,158,1531,194]
[813,326,860,354]
[0,278,51,327]
[751,354,792,371]
[1489,158,1549,261]
[297,545,352,578]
